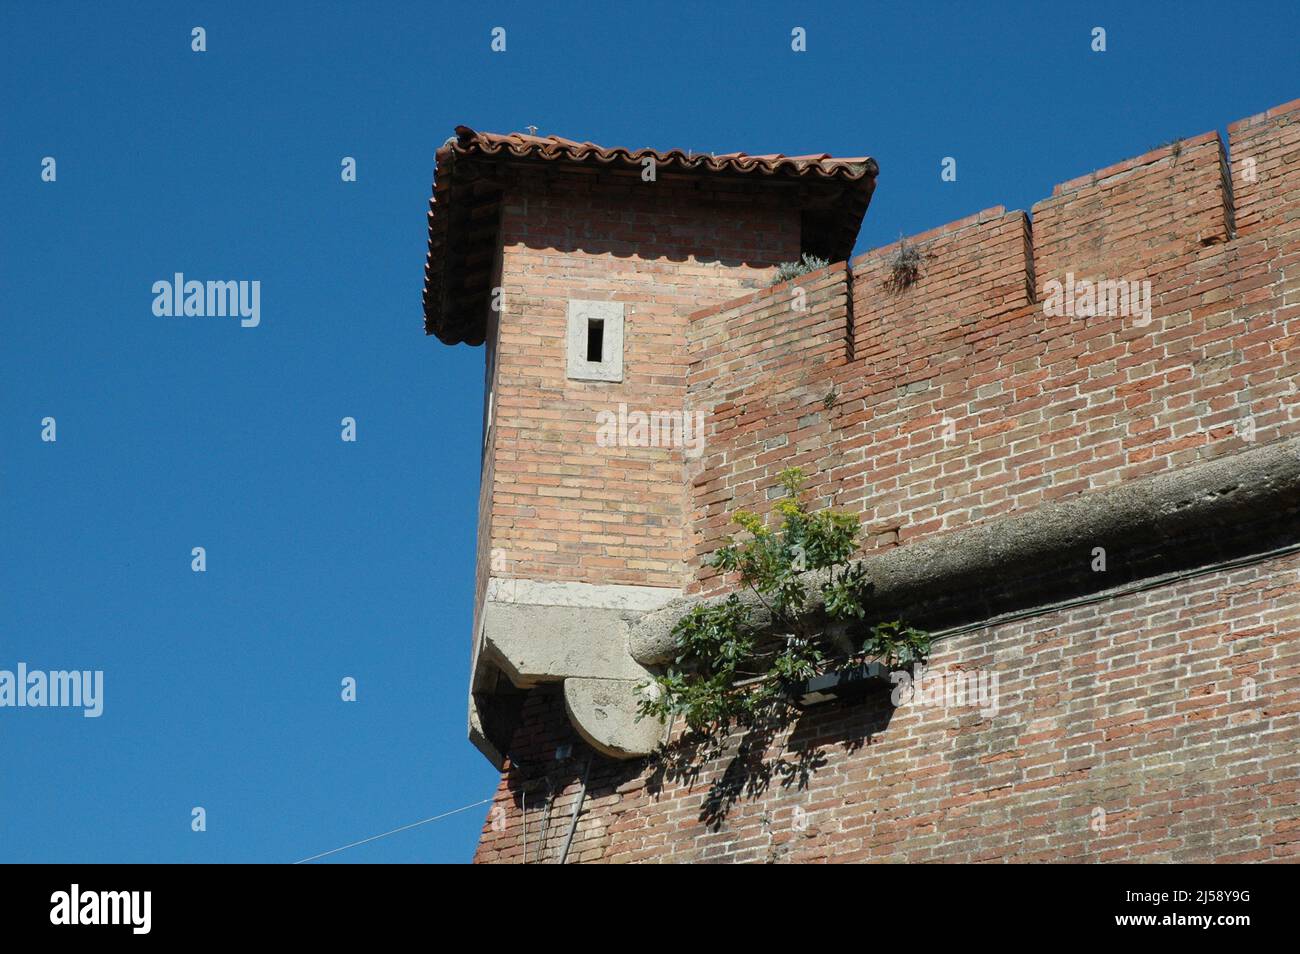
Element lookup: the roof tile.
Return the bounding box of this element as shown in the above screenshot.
[424,127,877,344]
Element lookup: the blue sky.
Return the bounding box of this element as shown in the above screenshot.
[1,1,1295,863]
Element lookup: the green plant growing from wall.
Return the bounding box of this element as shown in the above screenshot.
[638,467,932,739]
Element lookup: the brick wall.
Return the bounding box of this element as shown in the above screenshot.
[471,98,1300,862]
[483,171,801,590]
[687,100,1300,595]
[476,551,1300,863]
[685,263,854,575]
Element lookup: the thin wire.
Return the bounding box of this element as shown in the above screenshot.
[293,797,494,864]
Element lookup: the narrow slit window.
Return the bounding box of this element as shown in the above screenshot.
[566,300,624,382]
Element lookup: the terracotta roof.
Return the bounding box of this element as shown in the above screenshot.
[442,126,876,182]
[424,127,878,344]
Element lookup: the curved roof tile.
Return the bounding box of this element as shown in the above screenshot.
[446,125,877,181]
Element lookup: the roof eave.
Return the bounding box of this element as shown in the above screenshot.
[423,131,878,345]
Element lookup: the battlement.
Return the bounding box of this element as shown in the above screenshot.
[686,100,1300,596]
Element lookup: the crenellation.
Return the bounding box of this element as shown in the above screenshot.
[682,102,1299,597]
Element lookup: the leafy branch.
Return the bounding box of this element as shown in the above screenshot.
[638,468,932,739]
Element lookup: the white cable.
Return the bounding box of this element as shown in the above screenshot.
[293,797,494,864]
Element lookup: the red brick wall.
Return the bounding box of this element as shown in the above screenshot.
[686,100,1300,595]
[685,262,853,575]
[471,98,1300,862]
[482,171,801,590]
[475,551,1300,863]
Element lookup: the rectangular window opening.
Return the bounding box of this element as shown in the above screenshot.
[586,319,605,362]
[566,300,623,382]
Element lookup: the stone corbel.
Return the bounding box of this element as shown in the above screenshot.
[469,579,679,764]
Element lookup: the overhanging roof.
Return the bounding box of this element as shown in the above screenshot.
[423,127,878,345]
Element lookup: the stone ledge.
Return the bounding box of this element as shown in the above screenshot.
[483,602,649,685]
[468,578,679,766]
[486,577,678,611]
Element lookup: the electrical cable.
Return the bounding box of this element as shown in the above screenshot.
[293,797,494,864]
